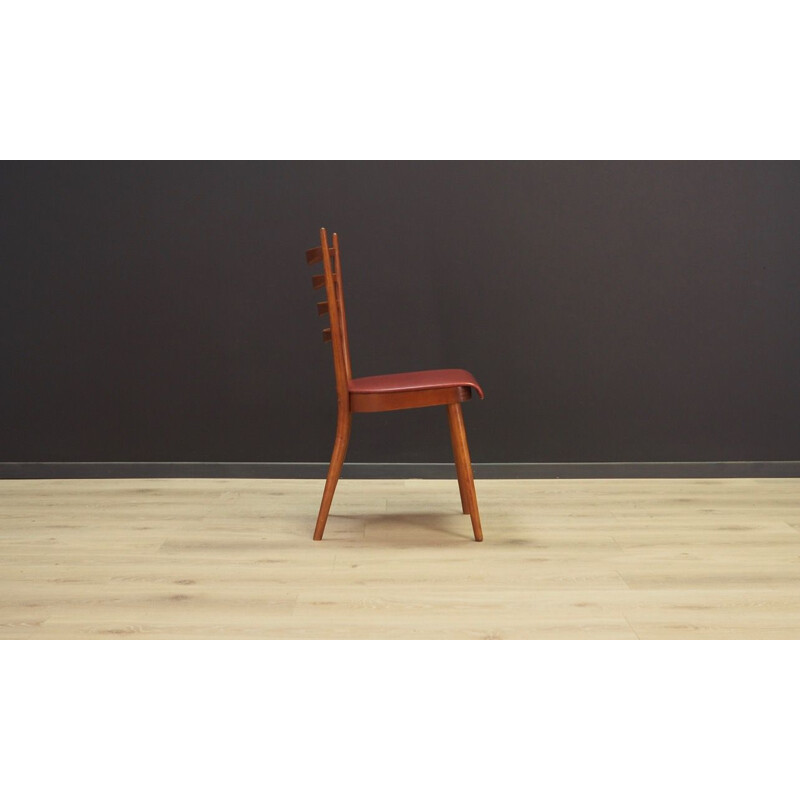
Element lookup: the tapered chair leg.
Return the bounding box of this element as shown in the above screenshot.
[313,409,352,540]
[447,406,472,515]
[446,403,483,542]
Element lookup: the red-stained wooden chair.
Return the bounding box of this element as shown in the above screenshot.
[306,228,484,541]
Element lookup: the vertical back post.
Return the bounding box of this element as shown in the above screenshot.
[320,228,350,409]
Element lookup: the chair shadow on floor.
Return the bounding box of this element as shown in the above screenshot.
[315,513,478,545]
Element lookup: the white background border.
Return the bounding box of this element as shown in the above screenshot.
[3,2,798,796]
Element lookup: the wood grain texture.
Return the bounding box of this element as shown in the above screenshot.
[1,477,799,639]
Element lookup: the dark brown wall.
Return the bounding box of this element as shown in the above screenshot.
[1,161,798,464]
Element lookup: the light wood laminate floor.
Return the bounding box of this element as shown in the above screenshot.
[1,477,799,639]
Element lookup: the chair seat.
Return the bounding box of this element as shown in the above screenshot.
[349,369,484,398]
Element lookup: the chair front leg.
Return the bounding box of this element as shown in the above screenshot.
[447,405,472,515]
[446,403,483,542]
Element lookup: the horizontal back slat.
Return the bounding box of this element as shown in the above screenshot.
[305,246,337,265]
[312,274,338,290]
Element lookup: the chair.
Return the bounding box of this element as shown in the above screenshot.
[306,228,485,541]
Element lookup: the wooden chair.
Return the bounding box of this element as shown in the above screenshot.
[306,228,484,541]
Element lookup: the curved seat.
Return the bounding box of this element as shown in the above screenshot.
[349,369,484,398]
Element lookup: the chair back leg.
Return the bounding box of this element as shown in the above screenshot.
[313,408,352,540]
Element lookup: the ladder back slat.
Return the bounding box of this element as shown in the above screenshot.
[305,246,336,266]
[311,274,338,290]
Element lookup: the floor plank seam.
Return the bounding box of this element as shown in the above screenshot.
[623,615,641,640]
[615,570,634,591]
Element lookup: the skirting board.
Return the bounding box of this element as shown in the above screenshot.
[1,462,799,479]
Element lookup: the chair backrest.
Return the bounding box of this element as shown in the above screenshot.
[306,228,352,406]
